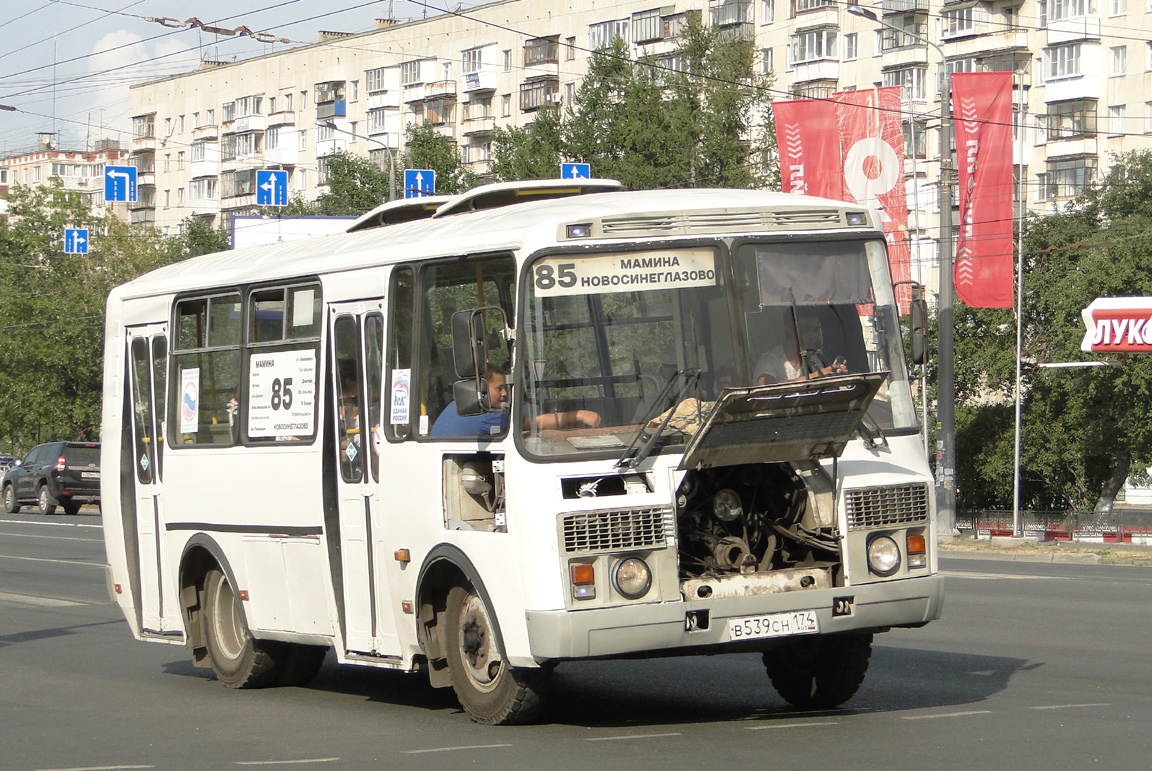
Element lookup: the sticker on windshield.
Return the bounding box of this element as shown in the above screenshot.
[532,250,717,297]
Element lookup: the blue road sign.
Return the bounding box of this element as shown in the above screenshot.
[256,169,289,206]
[104,165,137,203]
[561,162,591,180]
[404,169,436,198]
[64,228,89,255]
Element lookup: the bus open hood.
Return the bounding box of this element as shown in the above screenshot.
[678,373,885,471]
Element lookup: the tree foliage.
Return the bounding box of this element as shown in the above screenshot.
[953,151,1152,514]
[404,122,478,195]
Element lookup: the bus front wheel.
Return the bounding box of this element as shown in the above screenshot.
[444,583,547,725]
[203,568,281,688]
[762,632,873,709]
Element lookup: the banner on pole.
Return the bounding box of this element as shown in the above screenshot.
[772,99,841,200]
[953,72,1015,309]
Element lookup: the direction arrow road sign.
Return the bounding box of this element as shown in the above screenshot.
[561,162,591,179]
[256,169,289,206]
[64,228,89,254]
[104,165,137,203]
[404,169,436,198]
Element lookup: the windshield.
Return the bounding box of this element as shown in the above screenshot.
[518,240,916,460]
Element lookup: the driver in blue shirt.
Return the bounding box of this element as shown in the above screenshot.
[431,365,600,437]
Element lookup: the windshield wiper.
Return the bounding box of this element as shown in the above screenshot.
[615,368,702,469]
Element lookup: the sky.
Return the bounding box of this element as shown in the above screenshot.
[0,0,459,156]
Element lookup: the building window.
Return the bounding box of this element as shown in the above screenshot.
[265,127,280,150]
[190,178,217,201]
[133,114,155,139]
[177,151,185,170]
[761,0,774,23]
[178,115,185,133]
[1109,104,1126,134]
[1147,42,1152,71]
[164,154,171,173]
[368,108,388,135]
[632,9,662,42]
[588,20,628,50]
[941,7,975,36]
[1046,99,1097,139]
[761,47,774,74]
[524,35,560,65]
[350,80,358,102]
[844,33,858,61]
[881,14,928,51]
[795,0,835,10]
[790,28,837,64]
[1046,43,1082,79]
[462,47,483,74]
[1111,0,1127,14]
[283,93,292,112]
[425,99,455,125]
[1051,0,1088,19]
[192,112,200,128]
[501,94,511,116]
[367,66,388,93]
[177,188,184,207]
[1145,101,1152,133]
[1111,46,1127,75]
[191,142,211,162]
[903,120,927,159]
[566,36,576,60]
[883,66,927,101]
[1042,157,1095,198]
[873,30,882,57]
[317,123,334,142]
[401,61,421,85]
[520,79,559,111]
[298,130,307,151]
[503,49,512,71]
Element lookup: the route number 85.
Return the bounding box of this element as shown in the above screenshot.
[534,263,577,290]
[270,377,294,410]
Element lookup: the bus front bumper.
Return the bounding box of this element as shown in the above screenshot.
[524,574,943,661]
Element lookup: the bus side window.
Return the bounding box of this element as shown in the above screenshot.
[417,256,515,438]
[385,266,415,441]
[171,293,242,446]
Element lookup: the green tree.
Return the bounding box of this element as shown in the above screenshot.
[314,150,393,214]
[178,215,231,257]
[404,122,478,195]
[489,105,564,182]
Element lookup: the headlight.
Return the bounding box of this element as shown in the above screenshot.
[867,535,901,577]
[712,488,743,522]
[613,557,652,599]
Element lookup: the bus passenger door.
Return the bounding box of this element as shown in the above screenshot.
[126,325,170,633]
[329,302,397,656]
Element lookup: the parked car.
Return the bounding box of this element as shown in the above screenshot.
[2,441,100,515]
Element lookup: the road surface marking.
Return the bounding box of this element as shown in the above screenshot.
[746,721,839,730]
[0,531,104,542]
[1031,703,1111,710]
[585,732,682,742]
[0,554,104,567]
[902,710,992,720]
[0,591,86,607]
[402,744,512,754]
[37,766,154,771]
[942,571,1070,581]
[235,760,340,766]
[1,518,102,529]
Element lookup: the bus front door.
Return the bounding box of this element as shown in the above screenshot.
[126,325,172,633]
[329,302,398,657]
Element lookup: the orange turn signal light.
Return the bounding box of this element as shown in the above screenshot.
[570,563,595,585]
[906,534,926,555]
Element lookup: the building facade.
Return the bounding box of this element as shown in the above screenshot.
[0,135,130,218]
[126,0,1152,288]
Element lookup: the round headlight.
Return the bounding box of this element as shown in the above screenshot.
[712,488,743,522]
[613,557,652,600]
[867,535,901,577]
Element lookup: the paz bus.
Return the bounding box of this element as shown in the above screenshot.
[101,180,943,724]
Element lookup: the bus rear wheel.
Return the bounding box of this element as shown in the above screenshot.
[203,568,281,688]
[444,583,547,725]
[762,632,873,709]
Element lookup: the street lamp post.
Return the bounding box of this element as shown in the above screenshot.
[847,4,957,538]
[320,120,399,201]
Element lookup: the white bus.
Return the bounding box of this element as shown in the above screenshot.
[102,180,943,724]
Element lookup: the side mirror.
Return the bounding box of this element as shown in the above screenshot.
[12,459,20,468]
[910,296,928,365]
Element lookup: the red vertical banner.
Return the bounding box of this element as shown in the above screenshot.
[952,72,1014,308]
[771,99,842,201]
[833,87,912,311]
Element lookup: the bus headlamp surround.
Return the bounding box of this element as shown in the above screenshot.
[613,557,652,599]
[867,534,901,577]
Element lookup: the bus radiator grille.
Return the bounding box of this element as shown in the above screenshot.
[845,484,930,530]
[562,508,671,553]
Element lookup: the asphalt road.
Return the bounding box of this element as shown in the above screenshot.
[2,510,1151,771]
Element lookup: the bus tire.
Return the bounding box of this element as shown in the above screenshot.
[444,583,547,725]
[203,568,281,689]
[762,632,873,710]
[3,485,19,514]
[275,644,327,687]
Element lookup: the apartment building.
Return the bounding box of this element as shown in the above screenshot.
[0,134,131,218]
[126,0,1152,286]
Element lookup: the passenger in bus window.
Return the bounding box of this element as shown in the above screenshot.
[339,367,362,464]
[755,310,847,384]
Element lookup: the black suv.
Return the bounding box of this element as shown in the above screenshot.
[2,441,100,515]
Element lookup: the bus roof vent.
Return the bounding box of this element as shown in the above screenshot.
[598,207,846,238]
[433,178,624,218]
[346,195,454,232]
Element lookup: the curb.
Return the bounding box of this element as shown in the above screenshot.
[941,550,1103,565]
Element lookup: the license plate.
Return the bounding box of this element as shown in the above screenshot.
[81,471,100,479]
[726,610,819,642]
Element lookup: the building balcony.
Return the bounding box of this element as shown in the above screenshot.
[232,115,265,133]
[790,60,840,83]
[1044,137,1098,159]
[317,101,347,120]
[190,159,217,178]
[137,172,155,186]
[463,69,498,93]
[193,125,218,141]
[943,29,1029,58]
[882,0,928,13]
[424,80,457,99]
[1047,16,1101,44]
[367,131,400,150]
[368,92,400,109]
[131,137,156,153]
[221,194,257,209]
[266,110,296,127]
[402,83,425,104]
[462,116,496,136]
[264,147,298,166]
[880,45,931,66]
[316,138,348,158]
[1045,74,1100,103]
[793,7,839,29]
